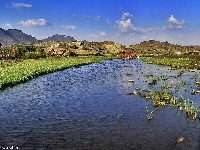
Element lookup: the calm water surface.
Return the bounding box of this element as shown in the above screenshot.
[0,59,199,150]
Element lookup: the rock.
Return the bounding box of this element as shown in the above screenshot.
[129,79,134,82]
[177,137,186,143]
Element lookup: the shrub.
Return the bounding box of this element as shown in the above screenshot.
[23,52,46,59]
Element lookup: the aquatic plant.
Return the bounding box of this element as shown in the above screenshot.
[148,91,173,107]
[146,107,158,120]
[140,57,198,69]
[129,58,200,121]
[181,78,188,85]
[135,88,200,120]
[148,78,157,86]
[116,113,124,120]
[178,69,185,77]
[184,99,199,120]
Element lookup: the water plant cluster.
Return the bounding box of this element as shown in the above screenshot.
[0,55,118,90]
[140,57,198,69]
[126,59,200,121]
[135,89,199,120]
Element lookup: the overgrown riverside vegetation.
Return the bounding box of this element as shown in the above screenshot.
[135,89,200,121]
[0,55,118,90]
[140,57,199,69]
[131,57,200,121]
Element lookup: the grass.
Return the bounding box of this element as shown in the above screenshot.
[0,55,119,90]
[140,57,198,69]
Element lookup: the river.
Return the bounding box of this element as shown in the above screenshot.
[0,59,199,150]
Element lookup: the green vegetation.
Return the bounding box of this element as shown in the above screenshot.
[127,57,200,121]
[70,44,79,50]
[0,55,118,90]
[132,82,200,121]
[10,44,46,59]
[140,57,198,69]
[138,89,200,120]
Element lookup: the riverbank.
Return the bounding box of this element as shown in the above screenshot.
[140,56,200,70]
[0,55,119,90]
[1,55,199,91]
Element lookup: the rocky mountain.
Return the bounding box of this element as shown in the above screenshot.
[0,28,76,45]
[40,34,76,42]
[0,28,37,45]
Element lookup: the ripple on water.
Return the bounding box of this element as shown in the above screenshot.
[0,59,199,149]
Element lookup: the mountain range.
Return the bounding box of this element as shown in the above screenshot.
[0,28,76,45]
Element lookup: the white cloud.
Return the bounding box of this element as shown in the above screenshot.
[116,13,186,37]
[168,15,178,24]
[62,25,77,30]
[88,34,98,38]
[82,14,92,19]
[121,13,132,21]
[116,18,135,33]
[116,12,150,34]
[112,14,190,46]
[95,16,102,21]
[82,15,102,21]
[73,14,78,17]
[18,19,52,27]
[106,19,111,24]
[163,15,186,30]
[6,3,32,8]
[99,31,107,37]
[3,23,13,29]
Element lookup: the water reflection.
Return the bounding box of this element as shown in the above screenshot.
[0,59,199,149]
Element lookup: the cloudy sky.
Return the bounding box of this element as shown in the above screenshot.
[1,0,200,46]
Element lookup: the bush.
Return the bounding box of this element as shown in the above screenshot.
[23,52,46,59]
[70,45,79,50]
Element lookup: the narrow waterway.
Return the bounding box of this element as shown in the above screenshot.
[0,59,199,150]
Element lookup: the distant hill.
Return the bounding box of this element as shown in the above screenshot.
[129,39,200,56]
[0,28,76,45]
[40,34,76,42]
[130,40,173,47]
[0,28,37,45]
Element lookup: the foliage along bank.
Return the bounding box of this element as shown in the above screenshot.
[0,55,119,90]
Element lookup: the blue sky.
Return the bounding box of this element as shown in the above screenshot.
[1,0,200,46]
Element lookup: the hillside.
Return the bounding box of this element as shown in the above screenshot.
[0,28,37,45]
[0,28,199,57]
[33,40,124,56]
[40,34,76,42]
[129,40,200,56]
[0,29,76,45]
